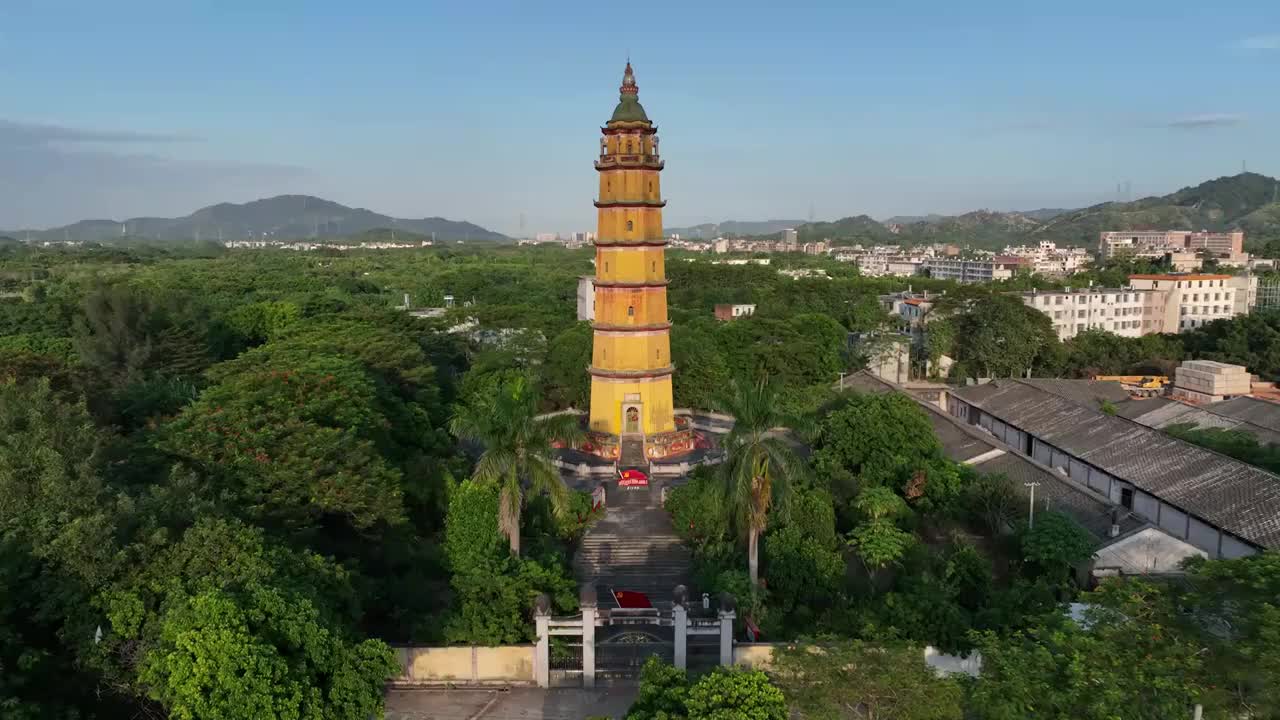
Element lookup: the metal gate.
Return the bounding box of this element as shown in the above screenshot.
[596,626,673,679]
[549,637,583,687]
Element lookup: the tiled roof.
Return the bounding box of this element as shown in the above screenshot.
[1020,378,1132,407]
[952,380,1280,549]
[844,372,1142,540]
[1126,397,1280,447]
[1212,397,1280,432]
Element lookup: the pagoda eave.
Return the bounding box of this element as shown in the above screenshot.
[595,159,664,171]
[593,200,667,209]
[591,280,670,289]
[601,125,658,135]
[592,241,668,249]
[591,322,672,332]
[587,365,675,379]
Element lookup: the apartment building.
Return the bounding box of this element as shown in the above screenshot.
[1019,286,1168,339]
[923,256,1028,283]
[1100,229,1247,261]
[1127,274,1253,331]
[1099,231,1189,260]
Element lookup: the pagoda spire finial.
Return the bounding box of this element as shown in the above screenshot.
[620,59,638,96]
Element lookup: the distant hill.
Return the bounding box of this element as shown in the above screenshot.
[665,219,804,238]
[793,173,1280,250]
[5,195,509,244]
[1030,172,1280,248]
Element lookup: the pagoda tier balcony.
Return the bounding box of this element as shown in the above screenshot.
[587,364,675,379]
[590,278,670,287]
[591,321,672,332]
[593,199,667,209]
[595,155,664,170]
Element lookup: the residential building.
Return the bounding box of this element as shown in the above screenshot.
[714,303,756,321]
[1257,275,1280,309]
[1099,230,1190,260]
[1127,274,1248,332]
[1186,230,1245,256]
[781,228,798,248]
[923,256,1027,283]
[947,379,1280,558]
[576,276,595,321]
[1018,286,1168,339]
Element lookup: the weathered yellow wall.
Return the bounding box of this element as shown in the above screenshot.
[589,376,675,434]
[592,332,670,370]
[600,170,661,203]
[596,246,665,284]
[394,646,536,684]
[597,207,663,242]
[593,286,667,326]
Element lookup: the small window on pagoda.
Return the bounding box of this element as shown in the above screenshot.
[626,220,634,232]
[651,261,656,272]
[628,306,635,317]
[656,349,661,359]
[626,140,633,153]
[604,262,609,272]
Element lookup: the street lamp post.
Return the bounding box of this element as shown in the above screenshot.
[1024,481,1041,528]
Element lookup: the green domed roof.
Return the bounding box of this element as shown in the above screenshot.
[608,62,650,124]
[610,96,649,123]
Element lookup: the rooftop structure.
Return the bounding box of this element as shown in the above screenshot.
[948,379,1280,556]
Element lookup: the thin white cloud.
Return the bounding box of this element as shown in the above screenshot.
[1235,34,1280,50]
[1160,113,1245,130]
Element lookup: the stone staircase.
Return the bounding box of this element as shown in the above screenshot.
[618,437,646,470]
[574,480,692,607]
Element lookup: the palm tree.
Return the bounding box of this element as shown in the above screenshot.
[449,376,584,556]
[717,376,811,589]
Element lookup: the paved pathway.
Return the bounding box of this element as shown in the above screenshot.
[385,686,637,720]
[573,478,692,607]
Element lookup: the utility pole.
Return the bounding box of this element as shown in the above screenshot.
[838,371,846,390]
[1024,482,1041,528]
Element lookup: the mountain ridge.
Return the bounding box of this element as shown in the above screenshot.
[4,195,509,243]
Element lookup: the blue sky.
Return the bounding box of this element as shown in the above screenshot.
[2,0,1278,234]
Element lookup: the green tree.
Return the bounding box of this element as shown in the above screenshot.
[684,667,787,720]
[773,639,964,720]
[971,581,1207,720]
[813,391,943,504]
[847,487,915,573]
[717,377,810,588]
[671,320,731,411]
[449,377,583,555]
[1020,511,1095,578]
[951,294,1057,379]
[543,322,593,410]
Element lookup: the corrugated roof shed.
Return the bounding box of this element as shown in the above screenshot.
[844,372,1141,539]
[1126,398,1280,447]
[1020,378,1133,407]
[952,380,1280,550]
[1212,397,1280,432]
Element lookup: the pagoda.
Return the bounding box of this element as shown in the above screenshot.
[586,63,690,461]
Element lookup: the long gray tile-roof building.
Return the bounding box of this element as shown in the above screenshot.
[949,380,1280,556]
[845,372,1144,540]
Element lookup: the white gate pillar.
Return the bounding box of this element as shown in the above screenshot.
[718,593,736,667]
[580,587,597,689]
[534,594,551,688]
[672,585,689,670]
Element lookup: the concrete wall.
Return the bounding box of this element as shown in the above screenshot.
[732,643,981,678]
[394,646,536,685]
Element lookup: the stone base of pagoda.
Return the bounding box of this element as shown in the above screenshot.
[575,415,699,462]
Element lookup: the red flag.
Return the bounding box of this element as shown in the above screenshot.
[612,589,653,609]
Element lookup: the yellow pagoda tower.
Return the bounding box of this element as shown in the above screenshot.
[588,62,676,451]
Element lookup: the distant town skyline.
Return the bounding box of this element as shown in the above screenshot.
[3,0,1279,234]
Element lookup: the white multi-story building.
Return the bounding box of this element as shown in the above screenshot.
[1127,274,1252,332]
[782,228,798,247]
[1099,231,1190,260]
[576,276,595,321]
[923,256,1028,283]
[1019,286,1167,339]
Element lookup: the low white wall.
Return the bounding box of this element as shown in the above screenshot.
[732,643,982,678]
